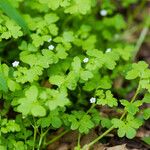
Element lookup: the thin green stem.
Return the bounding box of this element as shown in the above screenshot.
[38,131,43,150]
[38,127,50,150]
[32,117,39,150]
[130,84,141,103]
[75,102,96,149]
[77,133,81,149]
[82,83,141,149]
[82,126,114,150]
[86,103,96,115]
[45,129,70,146]
[120,83,141,120]
[33,126,37,150]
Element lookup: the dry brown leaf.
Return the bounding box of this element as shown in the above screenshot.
[106,144,128,150]
[93,143,105,150]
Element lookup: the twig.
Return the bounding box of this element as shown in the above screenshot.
[133,27,149,60]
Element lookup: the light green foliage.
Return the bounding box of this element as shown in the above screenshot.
[39,0,69,10]
[1,20,23,39]
[46,88,70,110]
[0,64,20,91]
[126,61,150,92]
[142,136,150,145]
[49,75,65,87]
[14,66,43,83]
[0,0,29,34]
[37,109,62,128]
[103,14,126,30]
[86,49,119,70]
[31,34,51,47]
[120,100,143,115]
[14,49,59,83]
[14,86,69,117]
[67,111,95,134]
[83,73,112,91]
[97,90,118,107]
[126,61,149,80]
[0,64,8,92]
[16,85,46,117]
[142,93,150,103]
[112,115,143,139]
[0,0,149,149]
[65,0,93,15]
[0,145,6,150]
[0,119,20,133]
[143,108,150,120]
[101,117,112,128]
[114,45,134,61]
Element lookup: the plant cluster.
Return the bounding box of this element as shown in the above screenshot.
[0,0,149,149]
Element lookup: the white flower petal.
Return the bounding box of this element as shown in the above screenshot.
[83,57,89,63]
[48,45,54,50]
[100,9,107,16]
[90,97,96,103]
[12,61,19,67]
[106,48,112,53]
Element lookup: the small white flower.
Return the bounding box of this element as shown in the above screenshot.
[48,38,52,42]
[100,9,107,16]
[90,97,96,103]
[12,61,19,67]
[83,57,89,63]
[48,45,54,50]
[106,48,112,53]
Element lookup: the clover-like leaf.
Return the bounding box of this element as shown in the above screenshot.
[80,70,93,81]
[65,0,93,15]
[97,90,118,107]
[0,64,8,92]
[143,108,150,120]
[142,93,150,103]
[67,111,94,134]
[46,89,70,110]
[31,103,46,117]
[16,85,46,117]
[49,75,65,87]
[114,45,134,61]
[71,56,81,73]
[120,100,142,115]
[126,61,149,80]
[1,119,20,133]
[37,109,62,128]
[112,117,141,139]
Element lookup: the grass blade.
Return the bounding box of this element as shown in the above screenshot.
[0,0,30,34]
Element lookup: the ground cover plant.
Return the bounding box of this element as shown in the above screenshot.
[0,0,150,149]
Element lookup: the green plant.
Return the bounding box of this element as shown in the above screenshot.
[0,0,149,149]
